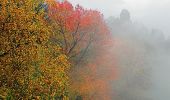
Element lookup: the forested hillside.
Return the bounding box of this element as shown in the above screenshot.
[1,0,170,100]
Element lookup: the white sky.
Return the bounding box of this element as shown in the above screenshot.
[68,0,170,36]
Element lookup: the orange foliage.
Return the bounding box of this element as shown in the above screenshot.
[67,6,117,99]
[47,0,118,99]
[47,0,104,58]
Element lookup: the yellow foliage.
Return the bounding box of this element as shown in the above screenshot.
[0,0,70,99]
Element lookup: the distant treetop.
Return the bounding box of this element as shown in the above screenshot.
[120,9,131,21]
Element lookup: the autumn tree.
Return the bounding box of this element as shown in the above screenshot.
[47,1,117,99]
[45,0,118,99]
[0,0,70,99]
[47,0,100,65]
[69,18,117,100]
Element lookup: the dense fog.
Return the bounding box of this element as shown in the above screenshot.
[106,9,170,100]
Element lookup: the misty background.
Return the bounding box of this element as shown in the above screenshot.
[68,0,170,37]
[68,0,170,100]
